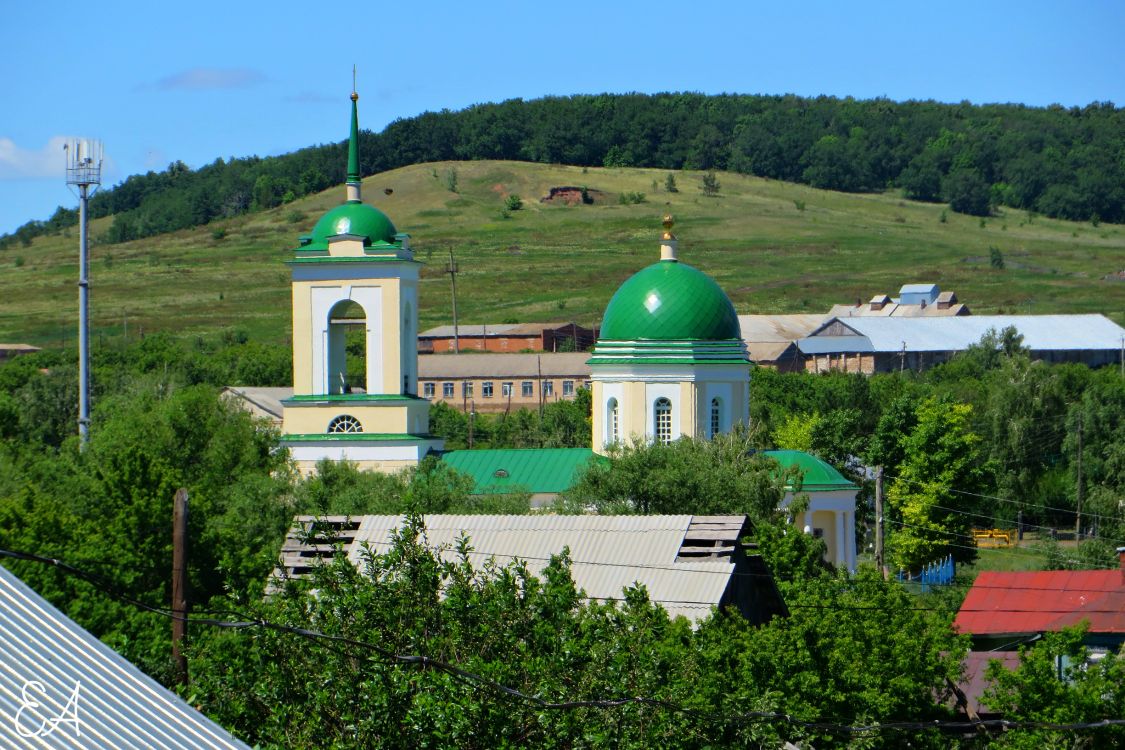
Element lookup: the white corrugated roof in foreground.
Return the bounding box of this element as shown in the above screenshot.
[0,564,249,749]
[801,315,1125,353]
[347,515,733,622]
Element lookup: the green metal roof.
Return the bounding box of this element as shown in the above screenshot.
[298,202,398,252]
[280,433,433,442]
[599,260,741,341]
[283,394,426,404]
[763,449,858,491]
[441,448,603,494]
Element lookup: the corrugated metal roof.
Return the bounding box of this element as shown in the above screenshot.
[0,564,249,749]
[955,569,1125,636]
[419,324,521,338]
[419,352,591,379]
[222,386,292,420]
[441,448,602,494]
[802,315,1125,353]
[345,515,739,622]
[737,314,824,343]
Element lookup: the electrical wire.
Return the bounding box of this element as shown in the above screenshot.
[3,546,1124,736]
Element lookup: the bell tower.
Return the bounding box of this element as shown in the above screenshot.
[280,88,441,474]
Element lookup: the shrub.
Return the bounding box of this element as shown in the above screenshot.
[665,173,678,193]
[504,194,522,211]
[702,171,720,197]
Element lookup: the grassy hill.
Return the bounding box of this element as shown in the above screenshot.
[2,161,1123,346]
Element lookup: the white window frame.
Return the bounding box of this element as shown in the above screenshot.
[654,397,673,445]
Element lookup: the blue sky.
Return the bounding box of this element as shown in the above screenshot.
[1,0,1122,235]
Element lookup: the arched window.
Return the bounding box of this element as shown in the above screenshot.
[710,397,722,438]
[607,398,620,445]
[327,414,363,433]
[654,397,672,445]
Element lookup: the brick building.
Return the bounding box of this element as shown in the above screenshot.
[418,322,597,354]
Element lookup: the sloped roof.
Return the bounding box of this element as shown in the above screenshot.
[737,314,824,343]
[419,352,591,379]
[955,569,1125,636]
[222,386,292,421]
[277,515,780,623]
[0,563,249,749]
[420,324,521,338]
[763,449,858,492]
[801,315,1125,354]
[441,448,602,495]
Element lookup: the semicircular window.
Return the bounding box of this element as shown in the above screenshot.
[327,414,363,433]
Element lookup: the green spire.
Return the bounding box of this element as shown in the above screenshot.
[346,91,360,189]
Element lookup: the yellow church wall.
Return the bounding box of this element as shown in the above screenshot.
[291,281,314,394]
[380,281,402,395]
[811,509,838,563]
[680,381,698,438]
[293,457,418,478]
[282,402,416,435]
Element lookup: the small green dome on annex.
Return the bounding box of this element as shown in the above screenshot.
[293,90,401,254]
[589,216,747,366]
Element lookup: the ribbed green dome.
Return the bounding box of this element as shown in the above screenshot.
[600,260,740,340]
[304,202,397,251]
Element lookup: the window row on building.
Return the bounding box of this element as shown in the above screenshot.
[603,396,726,447]
[420,377,589,412]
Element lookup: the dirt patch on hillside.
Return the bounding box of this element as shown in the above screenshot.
[541,186,602,205]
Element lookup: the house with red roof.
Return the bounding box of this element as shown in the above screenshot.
[955,548,1125,652]
[951,547,1125,719]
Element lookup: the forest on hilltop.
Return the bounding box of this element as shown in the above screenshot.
[3,93,1122,249]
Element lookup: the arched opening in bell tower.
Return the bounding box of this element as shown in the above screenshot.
[327,300,367,394]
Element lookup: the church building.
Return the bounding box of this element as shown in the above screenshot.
[272,92,855,569]
[588,216,751,451]
[279,90,442,475]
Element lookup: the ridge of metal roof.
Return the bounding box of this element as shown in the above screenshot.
[0,564,249,749]
[803,314,1125,353]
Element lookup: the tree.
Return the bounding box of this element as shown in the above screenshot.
[983,627,1125,748]
[943,166,991,216]
[886,398,986,569]
[701,170,721,197]
[664,173,678,192]
[560,429,787,519]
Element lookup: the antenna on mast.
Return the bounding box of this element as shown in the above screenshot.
[65,138,103,448]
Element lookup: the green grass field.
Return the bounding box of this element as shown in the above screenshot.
[2,161,1122,346]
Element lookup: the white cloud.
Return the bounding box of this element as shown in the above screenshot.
[0,136,73,179]
[154,67,267,91]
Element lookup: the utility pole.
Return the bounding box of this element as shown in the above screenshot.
[1075,413,1083,541]
[171,488,189,685]
[874,466,886,579]
[446,247,460,354]
[65,139,103,449]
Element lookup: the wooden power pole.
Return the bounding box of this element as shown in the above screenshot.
[446,247,460,354]
[868,470,886,580]
[171,488,189,685]
[1075,414,1083,541]
[874,466,886,579]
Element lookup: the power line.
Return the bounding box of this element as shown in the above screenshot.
[883,472,1124,525]
[3,547,1125,736]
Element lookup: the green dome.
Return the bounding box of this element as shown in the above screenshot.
[303,202,397,251]
[600,260,740,340]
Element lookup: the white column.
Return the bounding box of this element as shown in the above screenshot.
[835,511,847,571]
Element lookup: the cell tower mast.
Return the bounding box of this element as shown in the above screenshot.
[65,138,103,447]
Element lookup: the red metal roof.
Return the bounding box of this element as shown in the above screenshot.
[955,569,1125,635]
